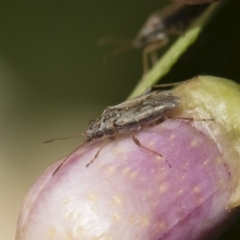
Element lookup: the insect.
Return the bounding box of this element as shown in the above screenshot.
[51,83,182,175]
[84,88,181,167]
[99,3,210,72]
[174,0,220,5]
[84,90,180,142]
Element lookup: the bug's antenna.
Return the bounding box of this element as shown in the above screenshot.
[98,37,135,63]
[44,133,83,144]
[97,37,132,46]
[52,141,86,176]
[86,139,109,167]
[103,43,135,63]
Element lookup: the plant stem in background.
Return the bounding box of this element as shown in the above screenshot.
[129,2,222,98]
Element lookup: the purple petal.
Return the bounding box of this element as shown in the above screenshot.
[16,119,232,240]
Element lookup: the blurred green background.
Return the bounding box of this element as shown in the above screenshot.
[0,0,240,239]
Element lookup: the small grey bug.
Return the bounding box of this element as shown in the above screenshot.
[99,3,210,72]
[84,90,180,167]
[50,84,182,175]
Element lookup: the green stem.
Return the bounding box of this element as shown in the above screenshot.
[128,2,223,99]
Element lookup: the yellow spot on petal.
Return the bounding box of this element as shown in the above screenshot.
[156,221,168,231]
[148,141,156,147]
[169,134,175,141]
[121,153,128,160]
[113,212,122,221]
[128,215,137,224]
[159,184,168,193]
[90,205,98,212]
[106,166,116,174]
[193,186,201,193]
[156,170,167,181]
[152,152,163,161]
[88,193,98,202]
[151,200,159,208]
[111,195,123,206]
[75,226,84,236]
[202,159,209,166]
[63,198,72,206]
[196,198,204,206]
[139,176,146,182]
[141,217,150,226]
[102,234,113,240]
[150,169,156,174]
[180,174,186,181]
[47,226,57,237]
[190,139,198,147]
[183,162,190,168]
[113,147,124,155]
[177,189,184,195]
[146,189,152,196]
[159,167,166,171]
[122,167,131,175]
[67,232,74,240]
[215,157,222,164]
[130,171,137,179]
[65,212,74,220]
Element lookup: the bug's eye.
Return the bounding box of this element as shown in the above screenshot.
[83,133,92,142]
[89,121,100,129]
[95,131,103,138]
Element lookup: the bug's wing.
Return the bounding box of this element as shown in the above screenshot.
[107,94,150,110]
[115,92,180,126]
[162,3,210,32]
[142,91,179,106]
[107,90,174,110]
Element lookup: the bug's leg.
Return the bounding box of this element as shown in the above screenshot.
[143,39,169,74]
[131,134,171,167]
[97,37,134,64]
[142,49,149,74]
[44,133,83,144]
[52,142,86,176]
[150,51,158,66]
[97,37,132,46]
[168,116,214,122]
[167,29,185,36]
[86,139,109,167]
[146,81,190,93]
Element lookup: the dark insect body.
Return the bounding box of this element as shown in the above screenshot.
[83,91,180,143]
[174,0,220,5]
[133,3,210,72]
[133,3,210,48]
[99,3,210,72]
[82,88,181,167]
[51,85,182,174]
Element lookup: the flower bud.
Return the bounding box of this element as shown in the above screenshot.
[16,76,240,240]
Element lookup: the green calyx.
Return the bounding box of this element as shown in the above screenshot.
[174,76,240,208]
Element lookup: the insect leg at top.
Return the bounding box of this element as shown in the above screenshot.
[98,2,210,73]
[132,2,210,72]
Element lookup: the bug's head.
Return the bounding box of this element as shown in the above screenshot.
[133,13,166,48]
[83,120,104,143]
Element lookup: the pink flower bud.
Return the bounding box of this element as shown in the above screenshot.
[16,76,240,240]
